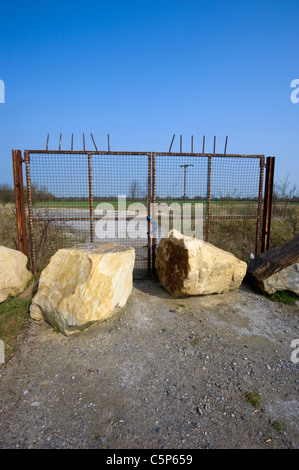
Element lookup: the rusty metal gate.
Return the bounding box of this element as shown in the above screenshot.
[12,145,274,278]
[151,152,267,271]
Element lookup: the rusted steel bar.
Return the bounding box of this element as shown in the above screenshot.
[151,152,157,275]
[148,152,264,159]
[59,134,62,151]
[224,136,228,155]
[25,149,264,159]
[88,153,94,243]
[32,217,92,221]
[255,155,266,256]
[46,134,49,151]
[147,153,152,277]
[12,150,28,257]
[169,134,175,153]
[31,214,258,222]
[205,155,212,242]
[24,151,36,274]
[261,156,275,253]
[91,133,98,151]
[32,216,137,221]
[26,150,152,156]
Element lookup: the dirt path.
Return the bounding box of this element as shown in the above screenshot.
[0,281,298,449]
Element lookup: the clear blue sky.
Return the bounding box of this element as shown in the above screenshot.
[0,0,298,189]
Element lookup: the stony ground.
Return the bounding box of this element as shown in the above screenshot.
[0,280,298,449]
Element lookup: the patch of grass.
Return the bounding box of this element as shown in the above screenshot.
[0,293,31,361]
[178,304,186,308]
[0,205,18,250]
[161,327,170,333]
[190,337,199,347]
[244,391,261,408]
[268,290,297,305]
[271,420,284,433]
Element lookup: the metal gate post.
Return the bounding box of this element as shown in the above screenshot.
[12,150,28,257]
[205,156,212,242]
[151,152,157,275]
[147,152,152,277]
[261,156,275,253]
[88,153,94,243]
[24,150,36,274]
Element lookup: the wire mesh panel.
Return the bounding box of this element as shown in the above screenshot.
[25,151,151,278]
[92,152,151,278]
[153,153,264,264]
[23,149,264,276]
[25,152,90,272]
[152,153,208,242]
[208,155,264,260]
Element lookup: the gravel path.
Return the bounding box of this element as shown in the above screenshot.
[0,281,298,449]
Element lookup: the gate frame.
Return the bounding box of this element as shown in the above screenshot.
[151,152,266,272]
[12,150,28,256]
[12,149,274,276]
[22,149,152,277]
[261,156,275,253]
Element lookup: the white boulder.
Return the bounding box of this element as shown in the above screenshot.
[156,229,247,297]
[30,242,135,335]
[0,246,32,303]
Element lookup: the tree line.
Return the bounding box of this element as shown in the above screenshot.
[0,184,58,204]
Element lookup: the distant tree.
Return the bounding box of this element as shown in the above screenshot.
[0,184,14,204]
[272,175,299,241]
[129,181,144,200]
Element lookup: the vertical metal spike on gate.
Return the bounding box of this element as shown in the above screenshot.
[213,136,216,154]
[46,134,49,151]
[224,135,228,155]
[107,134,110,152]
[191,135,193,153]
[169,134,175,153]
[180,135,182,153]
[83,133,85,151]
[71,133,74,151]
[59,134,62,151]
[202,135,205,153]
[91,133,98,151]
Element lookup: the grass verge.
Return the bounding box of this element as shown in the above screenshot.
[244,391,261,408]
[268,290,297,304]
[0,292,32,362]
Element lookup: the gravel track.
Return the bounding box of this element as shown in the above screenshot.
[0,281,298,449]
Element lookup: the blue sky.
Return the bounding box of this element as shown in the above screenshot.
[0,0,298,189]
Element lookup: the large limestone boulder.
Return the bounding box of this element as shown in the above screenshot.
[246,235,299,295]
[156,229,247,297]
[0,246,32,303]
[30,242,135,335]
